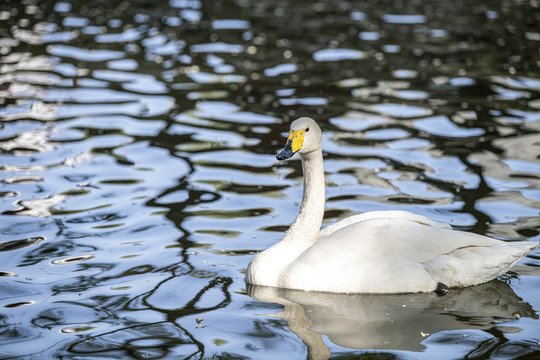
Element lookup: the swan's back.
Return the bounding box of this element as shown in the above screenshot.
[318,210,451,240]
[281,215,537,293]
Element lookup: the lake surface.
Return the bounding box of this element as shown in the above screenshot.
[1,0,540,358]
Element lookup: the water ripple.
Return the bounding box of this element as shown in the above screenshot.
[0,0,539,359]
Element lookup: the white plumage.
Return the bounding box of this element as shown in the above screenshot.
[246,117,537,293]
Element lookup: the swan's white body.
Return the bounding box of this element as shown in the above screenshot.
[246,117,537,294]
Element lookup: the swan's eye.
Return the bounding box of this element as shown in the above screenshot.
[305,127,310,132]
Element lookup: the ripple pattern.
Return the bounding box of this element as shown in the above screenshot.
[0,0,539,359]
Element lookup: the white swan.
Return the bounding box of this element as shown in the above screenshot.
[246,117,538,294]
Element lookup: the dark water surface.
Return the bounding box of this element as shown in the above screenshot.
[1,0,540,358]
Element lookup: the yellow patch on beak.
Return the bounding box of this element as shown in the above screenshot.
[287,130,304,153]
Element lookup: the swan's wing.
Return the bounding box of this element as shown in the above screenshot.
[424,241,538,287]
[285,217,537,293]
[319,210,451,240]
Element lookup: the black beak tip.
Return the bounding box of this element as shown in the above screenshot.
[276,149,292,161]
[276,140,295,161]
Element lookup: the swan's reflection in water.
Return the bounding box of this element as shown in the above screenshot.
[248,281,536,359]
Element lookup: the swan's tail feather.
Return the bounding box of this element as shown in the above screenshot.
[425,241,538,288]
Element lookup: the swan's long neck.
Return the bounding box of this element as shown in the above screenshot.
[246,148,325,287]
[282,149,325,249]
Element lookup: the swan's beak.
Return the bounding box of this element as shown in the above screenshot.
[276,130,304,160]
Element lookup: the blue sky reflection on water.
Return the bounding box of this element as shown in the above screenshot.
[1,0,540,358]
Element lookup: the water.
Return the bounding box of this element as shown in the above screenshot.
[1,0,539,358]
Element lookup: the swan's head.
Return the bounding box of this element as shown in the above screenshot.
[276,117,322,160]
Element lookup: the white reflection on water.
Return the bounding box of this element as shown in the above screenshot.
[6,194,67,217]
[313,48,368,62]
[249,281,536,357]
